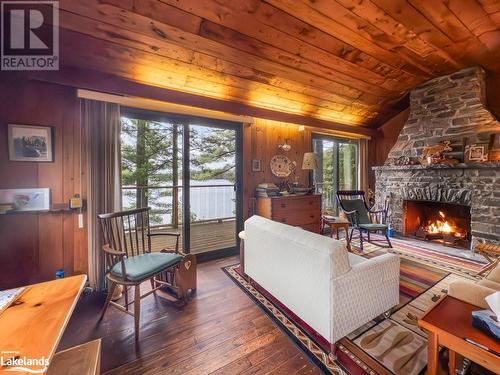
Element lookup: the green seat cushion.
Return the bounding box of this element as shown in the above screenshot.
[339,198,371,224]
[359,223,387,231]
[111,252,182,281]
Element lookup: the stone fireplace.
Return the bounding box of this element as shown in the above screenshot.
[374,67,500,250]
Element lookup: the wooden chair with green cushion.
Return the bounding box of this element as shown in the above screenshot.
[97,207,196,340]
[336,190,392,251]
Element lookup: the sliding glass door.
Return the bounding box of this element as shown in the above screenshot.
[120,108,242,256]
[187,123,240,254]
[312,135,358,214]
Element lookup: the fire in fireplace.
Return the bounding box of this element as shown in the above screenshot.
[403,200,471,249]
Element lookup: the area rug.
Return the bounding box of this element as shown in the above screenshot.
[351,234,482,280]
[222,239,484,375]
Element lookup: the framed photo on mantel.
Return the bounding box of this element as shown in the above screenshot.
[8,124,54,162]
[464,143,489,163]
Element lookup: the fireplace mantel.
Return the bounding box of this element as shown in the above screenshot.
[372,162,500,172]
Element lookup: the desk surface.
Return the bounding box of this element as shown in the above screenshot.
[0,275,87,374]
[420,295,500,353]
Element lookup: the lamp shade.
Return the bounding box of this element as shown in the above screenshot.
[302,152,319,170]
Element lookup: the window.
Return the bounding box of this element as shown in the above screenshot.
[120,107,242,255]
[312,135,358,214]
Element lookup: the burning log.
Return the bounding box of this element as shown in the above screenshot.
[425,232,443,241]
[442,234,457,244]
[423,210,466,239]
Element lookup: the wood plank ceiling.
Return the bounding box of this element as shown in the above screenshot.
[55,0,500,129]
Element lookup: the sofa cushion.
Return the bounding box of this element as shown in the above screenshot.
[111,252,182,281]
[478,279,500,291]
[449,280,495,309]
[485,263,500,284]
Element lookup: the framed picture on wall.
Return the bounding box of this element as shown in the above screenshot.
[0,188,50,212]
[252,159,262,172]
[8,124,54,162]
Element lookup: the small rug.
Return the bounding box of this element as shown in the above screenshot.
[223,239,482,375]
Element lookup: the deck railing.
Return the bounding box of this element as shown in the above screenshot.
[315,182,337,214]
[122,183,236,228]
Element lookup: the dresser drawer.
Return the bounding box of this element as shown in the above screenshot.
[271,196,320,213]
[255,195,321,234]
[274,210,320,226]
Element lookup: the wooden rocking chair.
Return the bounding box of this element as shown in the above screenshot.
[97,207,196,340]
[336,190,392,251]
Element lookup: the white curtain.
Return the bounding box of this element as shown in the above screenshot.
[82,99,121,290]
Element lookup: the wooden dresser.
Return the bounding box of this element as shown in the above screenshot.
[255,194,322,233]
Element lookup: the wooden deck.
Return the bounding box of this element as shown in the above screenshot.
[149,219,236,254]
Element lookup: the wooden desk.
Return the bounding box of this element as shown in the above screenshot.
[0,275,87,374]
[418,295,500,375]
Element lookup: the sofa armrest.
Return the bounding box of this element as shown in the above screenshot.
[337,253,400,287]
[330,253,400,342]
[448,280,495,309]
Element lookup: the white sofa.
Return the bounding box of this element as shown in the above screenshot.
[244,215,400,348]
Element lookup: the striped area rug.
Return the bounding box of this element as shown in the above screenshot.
[353,235,483,280]
[223,238,483,375]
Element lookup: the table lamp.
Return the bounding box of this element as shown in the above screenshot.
[302,152,318,189]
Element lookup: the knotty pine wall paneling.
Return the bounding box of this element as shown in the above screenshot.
[243,118,312,218]
[0,79,87,289]
[0,75,373,288]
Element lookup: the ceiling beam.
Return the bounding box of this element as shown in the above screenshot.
[19,67,379,137]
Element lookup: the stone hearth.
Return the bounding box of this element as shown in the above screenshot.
[374,163,499,249]
[375,67,500,249]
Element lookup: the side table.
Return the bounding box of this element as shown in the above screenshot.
[322,216,351,252]
[418,295,500,375]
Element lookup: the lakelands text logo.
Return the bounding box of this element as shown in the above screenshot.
[1,351,49,373]
[1,1,59,70]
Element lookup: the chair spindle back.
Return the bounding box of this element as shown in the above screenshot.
[98,207,152,263]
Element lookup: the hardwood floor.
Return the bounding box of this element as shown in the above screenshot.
[59,256,321,374]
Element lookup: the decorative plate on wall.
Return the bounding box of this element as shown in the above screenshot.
[270,155,292,177]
